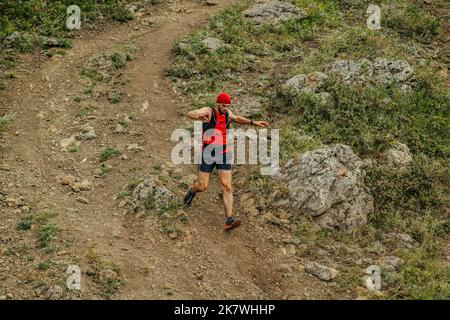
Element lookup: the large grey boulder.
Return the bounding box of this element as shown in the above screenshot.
[280,144,374,231]
[329,58,416,90]
[243,1,305,25]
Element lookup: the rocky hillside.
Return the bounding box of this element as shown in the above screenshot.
[0,0,449,300]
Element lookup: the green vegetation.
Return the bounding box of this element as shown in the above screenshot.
[0,113,14,137]
[100,147,120,162]
[17,214,33,231]
[167,0,340,102]
[0,0,136,42]
[36,224,59,248]
[86,248,124,297]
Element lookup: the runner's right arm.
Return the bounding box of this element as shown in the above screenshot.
[187,107,211,121]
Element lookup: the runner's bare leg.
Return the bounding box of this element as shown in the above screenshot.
[191,171,210,193]
[218,170,233,218]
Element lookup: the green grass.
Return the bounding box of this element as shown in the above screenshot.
[100,147,120,162]
[36,224,59,248]
[167,0,341,100]
[17,214,33,231]
[0,113,14,136]
[0,0,137,42]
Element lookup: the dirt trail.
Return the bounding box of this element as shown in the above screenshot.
[0,0,338,299]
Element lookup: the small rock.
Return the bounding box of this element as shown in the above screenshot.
[59,135,77,150]
[78,180,92,191]
[286,244,296,255]
[305,261,338,281]
[100,269,118,281]
[76,196,88,204]
[0,164,11,171]
[201,37,223,52]
[6,198,21,208]
[277,264,292,274]
[47,285,63,300]
[296,244,309,256]
[115,123,128,134]
[59,175,76,186]
[168,231,178,239]
[127,143,144,151]
[378,256,404,271]
[382,232,416,249]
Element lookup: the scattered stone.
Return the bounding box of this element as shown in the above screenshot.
[382,143,412,170]
[285,72,328,94]
[280,144,374,231]
[115,123,128,134]
[286,244,296,255]
[100,269,118,281]
[59,175,76,186]
[382,232,416,249]
[239,193,259,216]
[378,256,404,271]
[277,264,292,274]
[141,100,149,113]
[76,196,88,204]
[366,241,385,255]
[201,37,223,52]
[6,197,21,208]
[80,124,97,140]
[59,135,78,150]
[127,143,144,151]
[47,285,63,300]
[0,164,11,171]
[305,261,338,281]
[70,180,92,192]
[329,58,416,91]
[3,31,20,47]
[79,180,93,191]
[168,231,178,239]
[243,1,305,25]
[296,244,309,256]
[112,230,122,239]
[204,0,219,6]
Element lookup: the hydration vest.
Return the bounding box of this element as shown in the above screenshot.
[202,107,231,150]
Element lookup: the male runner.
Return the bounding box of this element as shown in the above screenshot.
[183,92,269,231]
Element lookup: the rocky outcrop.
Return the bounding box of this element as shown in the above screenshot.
[280,144,373,231]
[243,1,305,25]
[284,72,332,105]
[329,58,416,90]
[131,176,178,211]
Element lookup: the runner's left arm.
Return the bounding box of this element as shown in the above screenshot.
[228,110,269,128]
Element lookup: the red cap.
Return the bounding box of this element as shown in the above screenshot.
[217,92,231,105]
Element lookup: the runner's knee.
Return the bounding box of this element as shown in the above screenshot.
[221,182,232,194]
